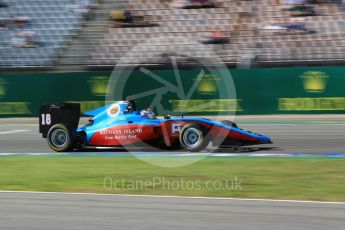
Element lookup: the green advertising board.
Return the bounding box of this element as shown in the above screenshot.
[0,66,344,117]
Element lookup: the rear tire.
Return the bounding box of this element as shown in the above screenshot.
[47,124,76,152]
[179,124,208,152]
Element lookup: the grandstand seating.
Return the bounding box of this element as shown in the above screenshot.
[90,0,345,66]
[0,0,95,69]
[1,0,345,68]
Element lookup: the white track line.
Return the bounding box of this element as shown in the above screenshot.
[0,153,300,157]
[0,153,56,156]
[0,130,29,135]
[0,190,344,205]
[0,153,342,157]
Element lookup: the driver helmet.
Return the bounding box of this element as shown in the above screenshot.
[140,107,155,119]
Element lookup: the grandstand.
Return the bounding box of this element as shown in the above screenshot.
[1,0,345,69]
[0,0,98,69]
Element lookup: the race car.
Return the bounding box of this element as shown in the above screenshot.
[39,101,272,152]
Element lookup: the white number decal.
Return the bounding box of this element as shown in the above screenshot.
[41,113,51,125]
[172,123,182,134]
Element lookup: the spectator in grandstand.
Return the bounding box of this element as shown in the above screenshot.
[109,10,125,20]
[282,0,306,4]
[283,18,315,34]
[123,10,134,23]
[283,3,316,16]
[171,0,189,8]
[11,35,26,48]
[262,18,315,35]
[262,24,287,34]
[109,10,159,28]
[67,0,96,14]
[11,31,39,48]
[171,0,218,9]
[12,14,31,27]
[109,10,130,27]
[24,31,39,47]
[202,28,229,45]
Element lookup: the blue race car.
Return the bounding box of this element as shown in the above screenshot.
[39,101,272,152]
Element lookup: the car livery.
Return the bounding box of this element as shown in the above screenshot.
[39,101,272,152]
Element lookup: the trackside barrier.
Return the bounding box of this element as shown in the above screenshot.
[0,67,344,117]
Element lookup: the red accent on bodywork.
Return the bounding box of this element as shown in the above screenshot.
[161,122,171,146]
[159,121,186,145]
[90,124,160,146]
[90,121,258,147]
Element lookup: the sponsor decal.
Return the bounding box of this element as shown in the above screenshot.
[100,128,143,140]
[300,71,328,93]
[0,102,31,114]
[278,71,334,111]
[0,78,8,98]
[278,97,345,111]
[88,76,109,96]
[171,123,182,134]
[107,104,120,117]
[196,74,218,95]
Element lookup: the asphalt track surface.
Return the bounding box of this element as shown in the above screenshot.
[0,191,344,230]
[0,118,345,154]
[1,118,345,230]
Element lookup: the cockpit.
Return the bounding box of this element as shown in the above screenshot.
[109,101,156,119]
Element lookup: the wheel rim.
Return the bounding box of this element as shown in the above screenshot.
[183,128,201,148]
[51,129,68,147]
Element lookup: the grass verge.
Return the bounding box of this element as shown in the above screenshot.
[0,155,344,201]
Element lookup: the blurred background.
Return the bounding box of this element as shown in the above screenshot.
[1,0,345,116]
[2,0,345,68]
[1,3,345,223]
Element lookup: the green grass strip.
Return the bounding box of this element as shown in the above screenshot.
[0,156,344,202]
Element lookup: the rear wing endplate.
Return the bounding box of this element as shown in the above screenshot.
[39,103,80,138]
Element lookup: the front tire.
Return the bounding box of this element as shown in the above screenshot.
[47,124,76,152]
[179,124,208,152]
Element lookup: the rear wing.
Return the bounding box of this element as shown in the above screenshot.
[39,103,80,138]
